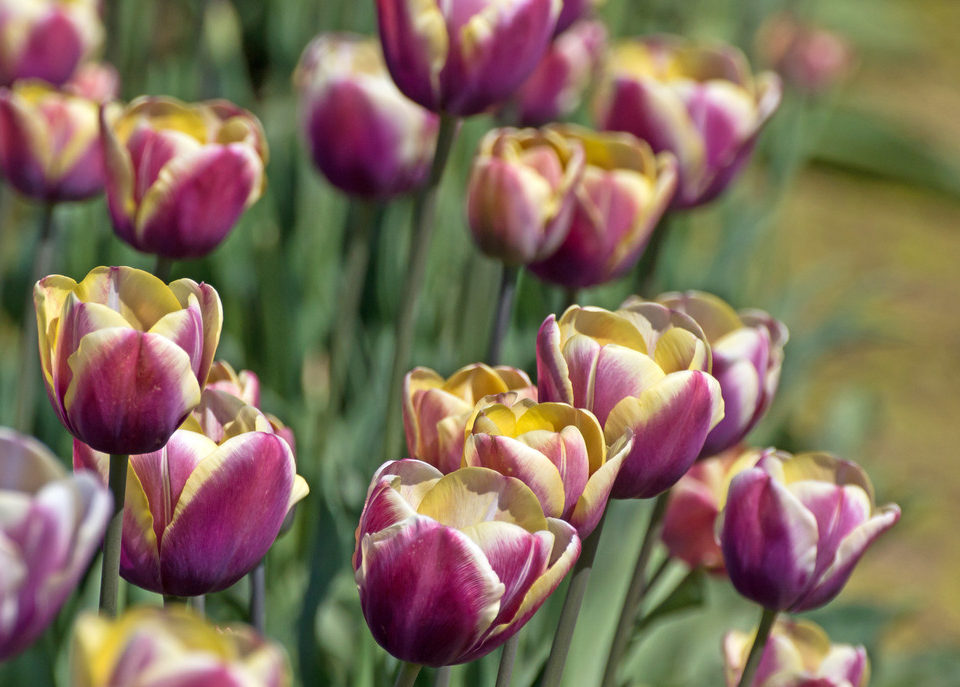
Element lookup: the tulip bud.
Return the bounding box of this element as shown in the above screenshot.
[724,617,869,687]
[596,36,782,208]
[35,266,222,455]
[63,61,119,102]
[555,0,603,34]
[527,125,677,289]
[374,0,562,116]
[354,461,580,666]
[756,13,855,96]
[101,96,268,259]
[467,127,584,264]
[0,428,111,661]
[206,359,261,407]
[719,450,900,612]
[71,606,291,687]
[294,33,439,198]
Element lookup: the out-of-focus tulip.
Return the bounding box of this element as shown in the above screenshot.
[374,0,562,116]
[555,0,602,35]
[0,0,102,87]
[403,363,536,474]
[527,125,677,288]
[724,617,869,687]
[0,427,111,661]
[71,606,290,687]
[719,450,900,612]
[464,399,629,537]
[653,291,788,456]
[101,96,268,259]
[510,19,607,126]
[0,80,109,201]
[294,33,439,198]
[467,127,584,264]
[75,388,308,596]
[596,36,782,208]
[756,13,855,96]
[35,265,222,455]
[63,61,119,102]
[536,300,724,499]
[354,460,580,666]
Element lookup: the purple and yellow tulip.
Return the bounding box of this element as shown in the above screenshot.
[71,606,290,687]
[403,363,536,474]
[374,0,562,116]
[294,33,439,198]
[101,96,268,259]
[654,291,788,456]
[536,301,724,499]
[756,13,855,96]
[35,265,222,455]
[354,460,580,666]
[467,126,584,265]
[527,125,677,289]
[206,360,261,407]
[75,388,308,597]
[719,450,900,612]
[555,0,602,34]
[724,617,869,687]
[595,36,782,208]
[0,427,111,661]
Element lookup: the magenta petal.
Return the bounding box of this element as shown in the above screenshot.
[11,12,86,86]
[375,0,443,111]
[536,314,574,405]
[0,95,47,198]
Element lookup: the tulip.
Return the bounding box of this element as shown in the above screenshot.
[71,606,290,687]
[0,80,109,201]
[294,33,439,198]
[555,0,602,34]
[63,60,119,102]
[536,301,724,499]
[0,427,111,660]
[101,96,268,259]
[527,125,677,289]
[374,0,562,116]
[206,359,261,407]
[596,36,782,208]
[355,460,580,666]
[467,127,584,264]
[403,363,536,474]
[35,265,222,455]
[0,0,103,87]
[719,450,900,612]
[756,13,855,96]
[724,617,869,687]
[653,291,788,456]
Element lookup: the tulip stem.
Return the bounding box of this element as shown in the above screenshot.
[382,113,459,460]
[249,558,266,631]
[562,287,579,311]
[153,255,174,282]
[433,666,451,687]
[600,493,669,687]
[487,265,520,365]
[100,453,129,617]
[540,510,607,687]
[393,662,422,687]
[495,634,520,687]
[736,607,779,687]
[634,213,674,296]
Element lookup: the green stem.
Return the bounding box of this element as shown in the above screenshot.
[540,510,607,687]
[191,594,206,616]
[642,556,672,598]
[495,634,519,687]
[100,454,129,616]
[634,213,674,297]
[736,607,779,687]
[163,594,186,608]
[393,662,422,687]
[381,114,459,460]
[249,558,266,632]
[434,666,451,687]
[562,287,579,312]
[153,255,174,282]
[487,265,519,365]
[600,493,669,687]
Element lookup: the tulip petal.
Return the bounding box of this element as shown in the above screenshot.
[701,358,761,456]
[375,0,450,111]
[536,314,574,405]
[590,343,667,425]
[168,279,223,387]
[570,436,629,537]
[118,463,163,593]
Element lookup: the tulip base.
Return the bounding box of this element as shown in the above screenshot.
[737,607,778,687]
[100,453,129,616]
[153,255,174,282]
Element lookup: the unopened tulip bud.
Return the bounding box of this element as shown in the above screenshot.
[756,13,855,95]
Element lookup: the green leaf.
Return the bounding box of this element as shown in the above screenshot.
[633,568,708,639]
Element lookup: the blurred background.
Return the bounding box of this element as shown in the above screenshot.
[0,0,958,684]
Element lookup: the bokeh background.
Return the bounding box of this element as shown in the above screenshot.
[0,0,958,684]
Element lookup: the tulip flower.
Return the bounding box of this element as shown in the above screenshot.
[719,450,900,612]
[63,61,120,102]
[756,13,855,96]
[0,0,103,87]
[467,127,585,265]
[0,80,110,201]
[355,460,580,666]
[596,36,782,208]
[35,265,222,455]
[403,363,537,474]
[0,427,111,661]
[71,606,290,687]
[294,33,439,198]
[653,291,788,456]
[374,0,562,116]
[555,0,602,34]
[206,359,261,407]
[101,96,268,259]
[537,301,724,499]
[724,617,869,687]
[527,125,677,289]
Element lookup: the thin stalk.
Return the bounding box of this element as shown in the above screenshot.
[540,511,607,687]
[100,454,129,616]
[634,213,673,297]
[434,666,451,687]
[191,594,206,616]
[600,493,669,687]
[250,559,266,632]
[642,556,672,597]
[736,607,778,687]
[15,203,57,433]
[163,594,186,608]
[487,265,519,365]
[562,287,579,311]
[393,662,422,687]
[153,255,174,282]
[381,114,459,460]
[495,634,519,687]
